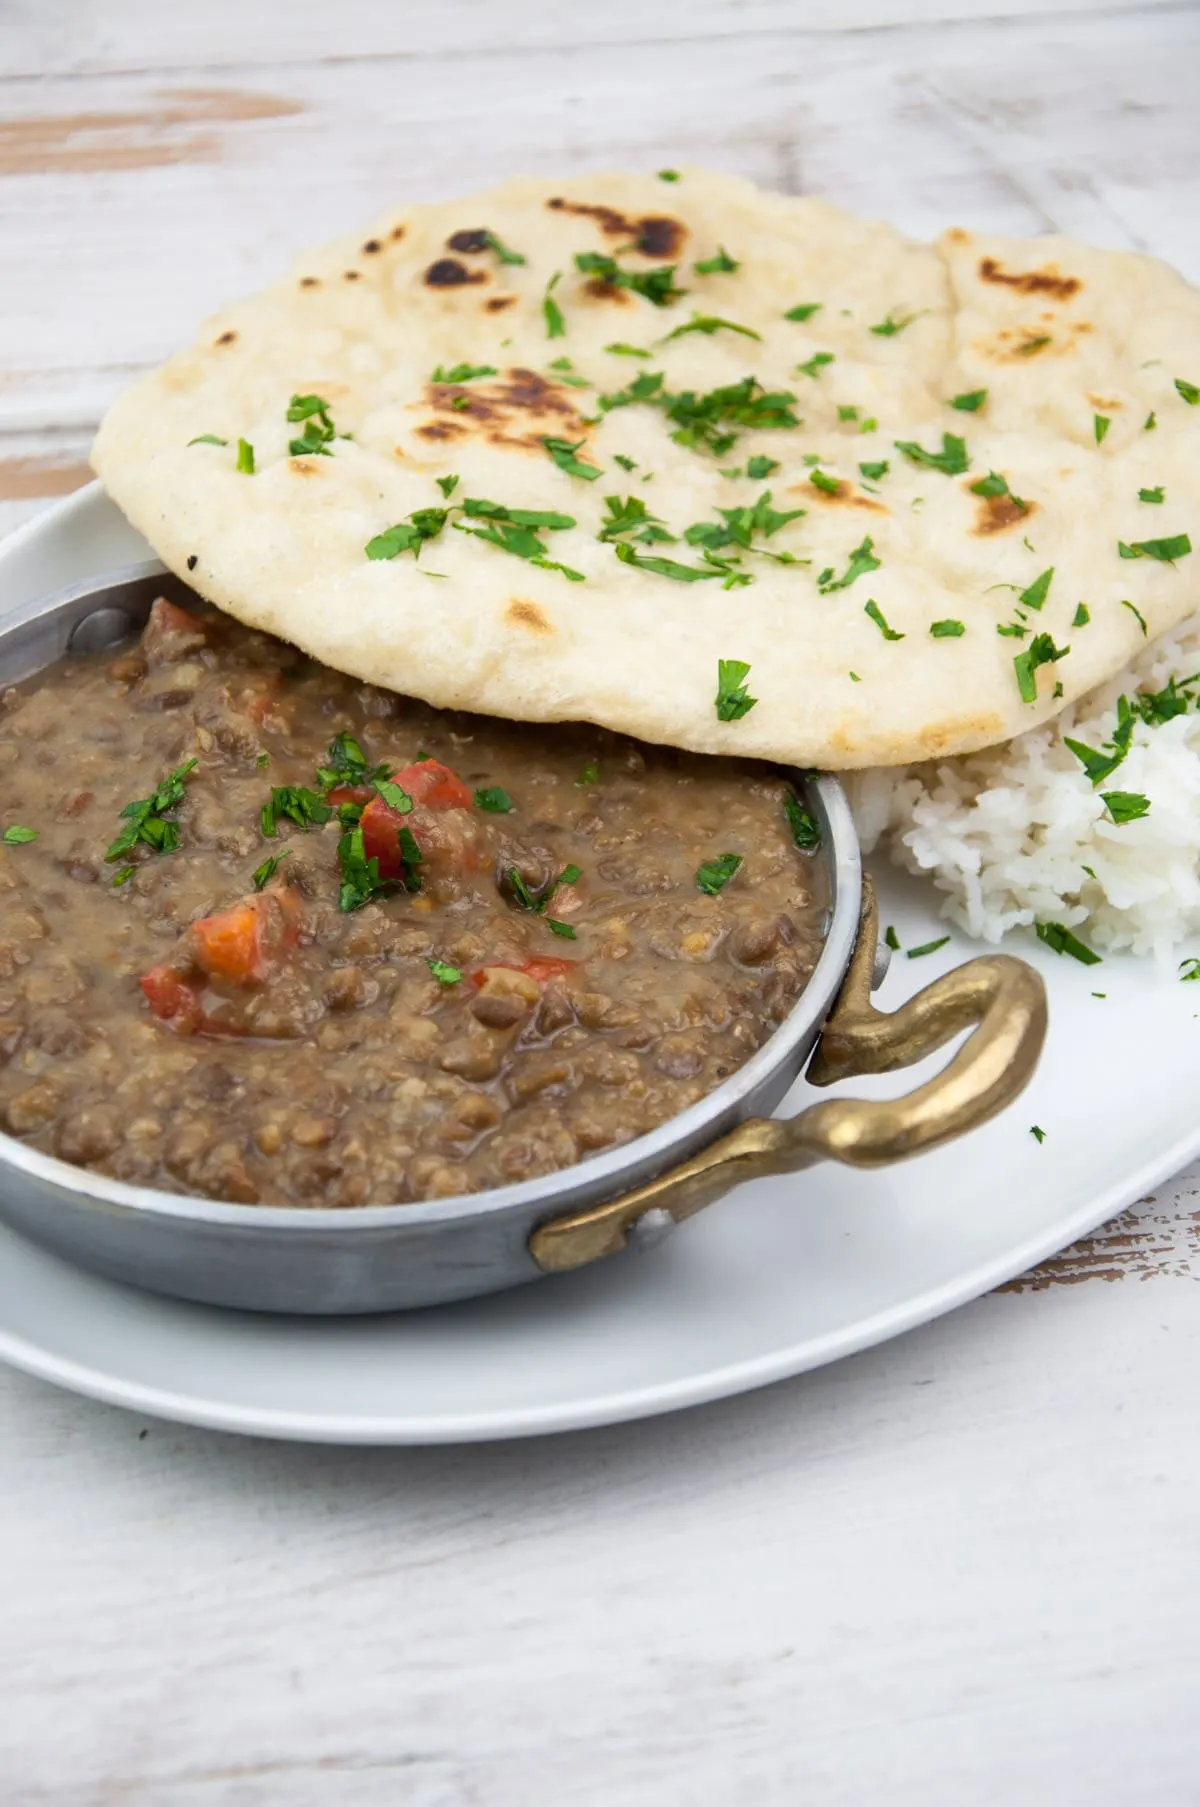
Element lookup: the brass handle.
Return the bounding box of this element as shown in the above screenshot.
[529,877,1047,1273]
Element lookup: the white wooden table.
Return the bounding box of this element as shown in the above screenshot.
[3,4,1199,1799]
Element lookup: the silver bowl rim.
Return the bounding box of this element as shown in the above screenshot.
[0,559,863,1235]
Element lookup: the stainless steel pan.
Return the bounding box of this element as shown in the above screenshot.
[0,564,1047,1313]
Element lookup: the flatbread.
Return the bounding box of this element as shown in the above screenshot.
[92,169,1200,767]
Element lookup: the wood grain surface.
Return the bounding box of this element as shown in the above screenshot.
[1,4,1198,1800]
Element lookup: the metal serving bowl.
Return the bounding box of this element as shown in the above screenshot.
[0,563,1048,1314]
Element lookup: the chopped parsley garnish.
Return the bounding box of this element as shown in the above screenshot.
[746,455,779,479]
[598,494,674,543]
[2,825,37,845]
[395,829,423,888]
[575,760,599,787]
[859,460,889,482]
[606,342,651,358]
[316,731,392,793]
[260,785,333,837]
[783,790,820,850]
[784,304,821,322]
[365,507,448,561]
[796,351,834,379]
[286,393,341,457]
[1136,674,1200,723]
[1121,599,1148,635]
[474,786,514,813]
[1139,486,1165,504]
[547,918,577,939]
[1175,377,1200,405]
[969,470,1028,513]
[1180,957,1200,982]
[574,251,685,308]
[1013,632,1068,704]
[658,169,680,182]
[1145,411,1157,431]
[431,362,497,383]
[683,490,805,555]
[508,862,581,918]
[1020,567,1054,611]
[884,925,900,951]
[895,433,969,476]
[106,760,197,863]
[251,850,291,891]
[436,475,459,498]
[613,454,637,472]
[864,598,903,641]
[1036,921,1101,965]
[838,405,859,422]
[950,389,987,412]
[817,534,881,594]
[694,247,739,275]
[1031,1125,1046,1144]
[187,433,228,446]
[547,356,589,388]
[1118,533,1192,563]
[1073,603,1091,626]
[614,541,720,582]
[1065,698,1135,787]
[696,853,743,895]
[543,271,566,340]
[336,826,389,913]
[462,499,575,528]
[236,437,255,474]
[542,435,602,481]
[810,469,840,495]
[715,658,757,721]
[1017,335,1051,356]
[1094,413,1111,444]
[907,936,950,959]
[869,311,917,337]
[597,370,798,457]
[1102,789,1150,824]
[661,312,761,344]
[930,619,965,637]
[482,230,525,266]
[427,958,462,985]
[374,779,414,814]
[454,498,584,580]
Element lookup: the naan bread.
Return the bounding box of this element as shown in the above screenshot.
[92,169,1200,767]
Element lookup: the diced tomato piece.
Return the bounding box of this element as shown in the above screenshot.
[140,965,203,1033]
[188,889,299,986]
[142,597,210,666]
[360,793,414,880]
[392,759,473,812]
[472,956,579,987]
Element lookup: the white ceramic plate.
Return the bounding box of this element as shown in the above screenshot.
[2,488,1198,1444]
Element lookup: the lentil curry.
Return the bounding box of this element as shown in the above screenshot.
[0,596,825,1207]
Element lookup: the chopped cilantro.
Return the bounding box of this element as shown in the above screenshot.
[809,469,840,495]
[482,230,525,266]
[970,470,1029,512]
[694,247,739,275]
[1136,675,1200,723]
[316,731,392,793]
[930,619,965,637]
[1013,632,1069,704]
[907,937,950,959]
[543,435,602,481]
[374,779,414,814]
[547,918,578,939]
[783,790,821,851]
[1139,486,1165,504]
[1030,1125,1046,1144]
[261,785,333,838]
[606,342,651,358]
[543,271,566,340]
[665,375,799,455]
[365,506,448,561]
[865,598,903,641]
[106,760,197,863]
[784,304,822,322]
[859,459,889,482]
[796,351,834,379]
[187,433,228,446]
[613,454,637,472]
[747,455,780,479]
[895,433,969,476]
[1073,602,1090,627]
[236,437,255,474]
[1119,533,1191,563]
[598,494,674,543]
[436,474,459,498]
[661,312,761,344]
[950,389,987,412]
[683,490,805,555]
[658,169,680,183]
[696,853,743,895]
[251,850,291,891]
[508,861,581,918]
[614,541,720,581]
[715,658,757,721]
[1065,699,1136,787]
[1020,568,1054,610]
[336,825,389,913]
[1145,411,1157,430]
[884,925,900,951]
[454,499,584,580]
[1102,789,1151,824]
[427,958,462,985]
[2,825,37,845]
[286,392,341,457]
[1121,599,1148,635]
[838,405,859,422]
[474,786,514,813]
[817,534,880,593]
[1175,377,1200,404]
[574,251,685,307]
[1036,921,1101,965]
[1094,413,1111,444]
[869,311,917,337]
[1180,957,1200,982]
[431,362,497,383]
[575,761,600,787]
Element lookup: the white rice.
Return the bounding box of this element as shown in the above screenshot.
[848,616,1200,961]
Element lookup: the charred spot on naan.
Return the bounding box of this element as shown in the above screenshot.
[423,258,487,288]
[971,489,1038,535]
[506,599,554,635]
[288,457,323,476]
[978,257,1081,302]
[485,296,517,313]
[214,331,237,347]
[446,228,492,253]
[977,320,1094,362]
[417,368,587,449]
[580,278,632,306]
[545,196,687,259]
